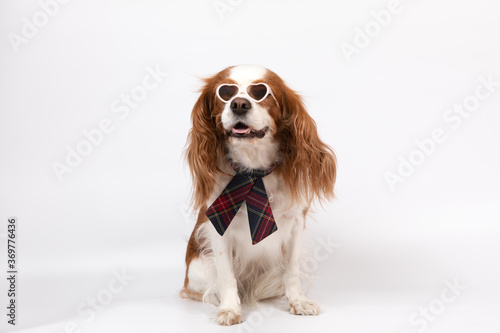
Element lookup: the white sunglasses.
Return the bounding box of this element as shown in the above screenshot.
[216,83,279,107]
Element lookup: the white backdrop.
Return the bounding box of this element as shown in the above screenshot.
[1,0,499,332]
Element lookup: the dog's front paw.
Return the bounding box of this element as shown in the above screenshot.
[216,308,244,326]
[288,298,320,316]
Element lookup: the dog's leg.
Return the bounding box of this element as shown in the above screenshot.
[211,231,243,325]
[183,255,220,305]
[284,216,320,316]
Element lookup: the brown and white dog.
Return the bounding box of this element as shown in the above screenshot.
[181,65,337,325]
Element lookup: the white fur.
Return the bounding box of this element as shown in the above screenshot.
[186,65,320,325]
[220,66,276,152]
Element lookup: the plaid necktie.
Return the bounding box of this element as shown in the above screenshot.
[205,163,278,245]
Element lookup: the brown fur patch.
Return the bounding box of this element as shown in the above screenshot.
[181,205,209,298]
[185,67,233,210]
[265,69,337,206]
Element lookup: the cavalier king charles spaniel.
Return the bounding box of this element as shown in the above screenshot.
[181,65,336,325]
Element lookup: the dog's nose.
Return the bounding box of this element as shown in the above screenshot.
[231,97,251,116]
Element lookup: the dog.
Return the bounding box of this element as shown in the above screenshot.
[181,65,337,325]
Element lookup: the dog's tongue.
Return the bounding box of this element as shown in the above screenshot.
[232,123,250,134]
[232,127,250,134]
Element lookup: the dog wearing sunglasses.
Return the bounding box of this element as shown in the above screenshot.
[181,65,336,325]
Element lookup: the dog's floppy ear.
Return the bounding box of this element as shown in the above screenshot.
[277,83,337,205]
[185,78,225,209]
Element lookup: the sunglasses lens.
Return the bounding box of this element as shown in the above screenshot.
[218,85,238,102]
[247,84,268,101]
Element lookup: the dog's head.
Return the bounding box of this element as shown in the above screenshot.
[186,65,336,208]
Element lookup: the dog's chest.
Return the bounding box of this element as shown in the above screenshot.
[221,173,304,260]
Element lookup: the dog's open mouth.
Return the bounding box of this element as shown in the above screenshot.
[226,122,269,139]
